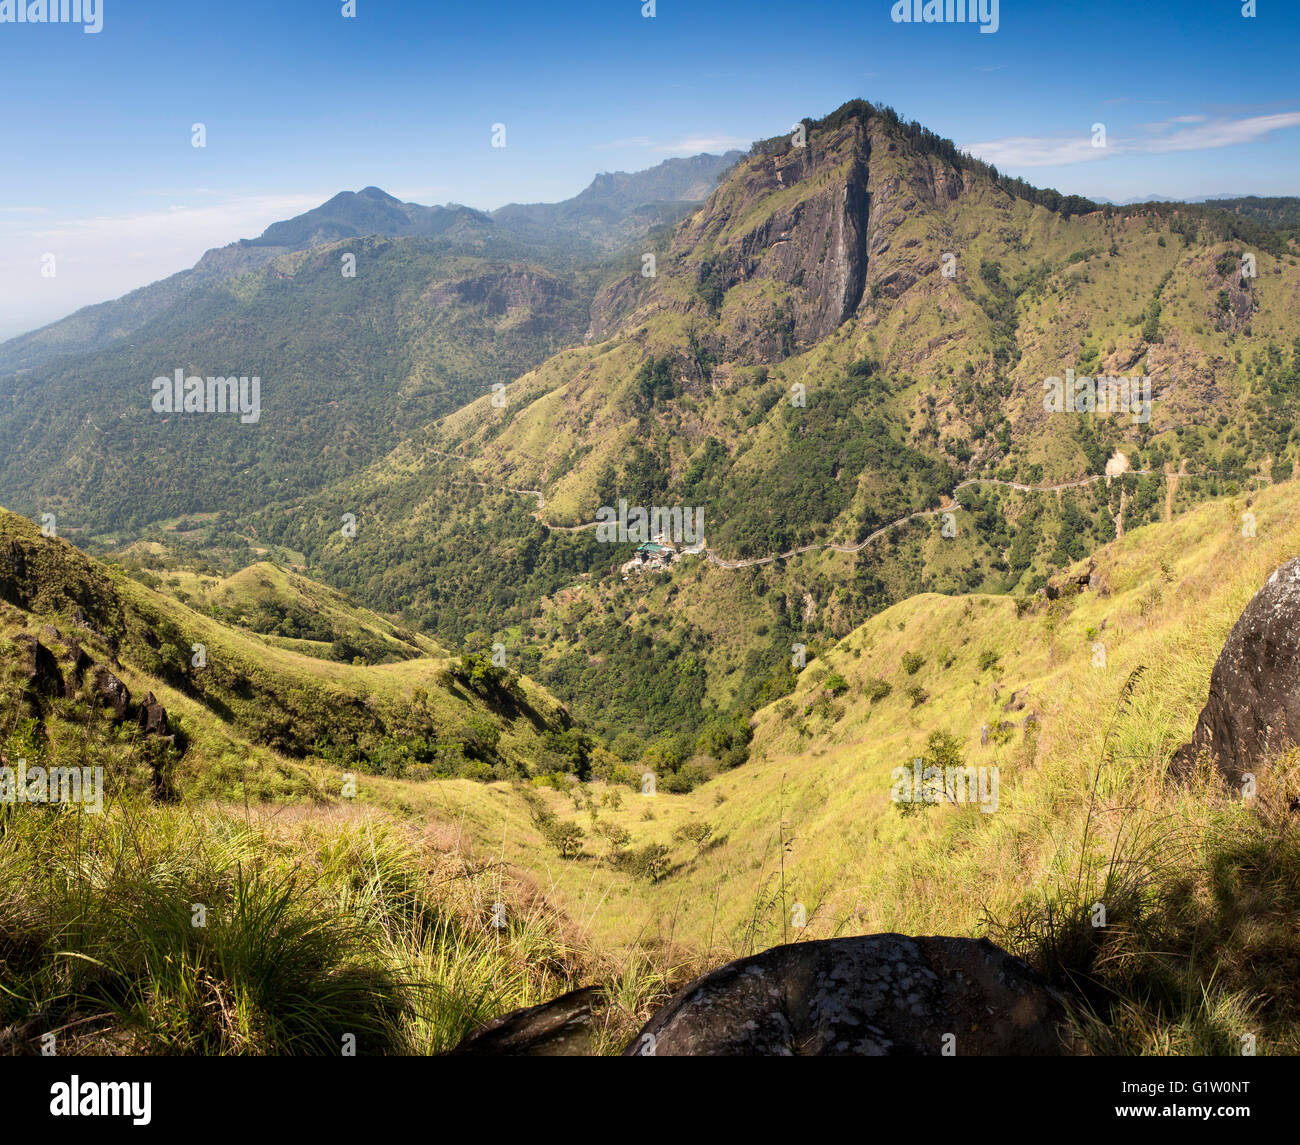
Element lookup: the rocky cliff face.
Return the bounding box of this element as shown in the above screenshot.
[678,120,871,346]
[422,265,576,317]
[586,115,976,361]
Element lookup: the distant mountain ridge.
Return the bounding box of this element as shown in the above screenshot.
[489,151,743,251]
[1093,192,1295,205]
[248,187,491,249]
[0,152,739,377]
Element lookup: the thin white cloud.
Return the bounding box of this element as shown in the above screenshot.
[593,134,750,154]
[1141,111,1300,153]
[654,135,750,153]
[965,110,1300,168]
[0,191,330,341]
[20,193,329,248]
[593,137,658,150]
[963,132,1108,168]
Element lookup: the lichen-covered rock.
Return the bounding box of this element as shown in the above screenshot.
[623,934,1075,1057]
[1173,556,1300,780]
[91,665,130,721]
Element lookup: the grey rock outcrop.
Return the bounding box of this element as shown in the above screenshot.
[13,634,64,701]
[1173,556,1300,780]
[138,691,171,739]
[91,665,131,721]
[622,934,1074,1056]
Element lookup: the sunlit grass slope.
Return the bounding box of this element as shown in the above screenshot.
[397,478,1300,1051]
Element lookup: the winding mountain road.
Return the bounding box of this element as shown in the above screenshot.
[700,473,1130,569]
[428,446,1180,570]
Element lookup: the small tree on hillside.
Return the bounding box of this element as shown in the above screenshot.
[545,820,585,860]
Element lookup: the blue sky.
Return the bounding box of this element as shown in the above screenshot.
[1,0,1297,338]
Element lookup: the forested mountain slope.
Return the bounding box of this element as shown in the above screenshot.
[233,101,1300,754]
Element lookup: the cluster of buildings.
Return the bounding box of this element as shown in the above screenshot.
[619,534,704,578]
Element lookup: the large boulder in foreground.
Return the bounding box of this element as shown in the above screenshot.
[1173,557,1300,781]
[623,934,1074,1056]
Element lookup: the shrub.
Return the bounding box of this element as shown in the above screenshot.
[660,763,707,794]
[673,821,715,853]
[865,677,892,703]
[543,820,586,859]
[598,822,632,854]
[926,730,964,768]
[625,843,672,883]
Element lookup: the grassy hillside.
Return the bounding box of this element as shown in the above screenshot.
[367,476,1300,1052]
[6,480,1300,1054]
[0,782,675,1055]
[0,510,677,1055]
[0,509,579,793]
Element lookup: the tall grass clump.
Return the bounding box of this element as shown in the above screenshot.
[986,670,1300,1055]
[0,793,409,1054]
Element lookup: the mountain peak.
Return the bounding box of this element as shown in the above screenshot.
[247,187,485,249]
